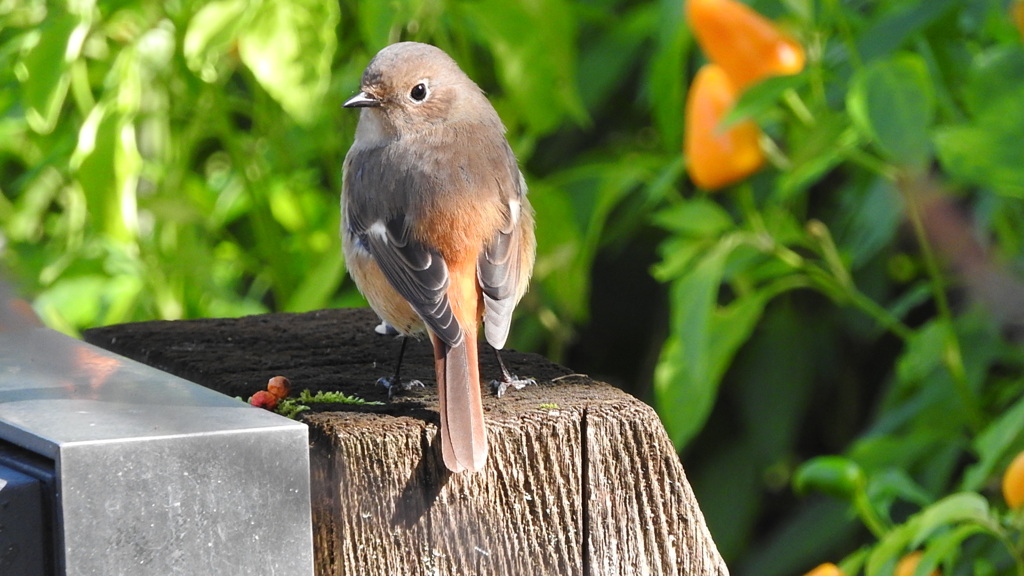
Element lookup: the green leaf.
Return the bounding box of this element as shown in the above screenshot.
[356,0,415,48]
[576,3,654,114]
[722,73,807,128]
[530,182,588,321]
[646,0,689,150]
[237,0,339,125]
[961,395,1024,491]
[847,53,935,169]
[908,492,993,547]
[866,522,914,576]
[777,113,857,199]
[921,525,988,574]
[461,0,587,135]
[934,123,1024,198]
[849,431,952,472]
[35,275,103,336]
[268,182,305,232]
[652,236,706,282]
[18,11,85,133]
[285,252,344,312]
[934,46,1024,197]
[183,0,249,82]
[837,547,870,576]
[886,282,932,325]
[962,46,1024,122]
[833,177,903,268]
[651,198,734,237]
[70,103,140,242]
[865,494,992,576]
[654,236,768,448]
[855,0,958,62]
[866,468,932,510]
[895,319,945,384]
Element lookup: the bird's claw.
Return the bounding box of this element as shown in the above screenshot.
[377,376,424,399]
[491,375,536,398]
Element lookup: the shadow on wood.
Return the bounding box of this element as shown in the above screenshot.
[85,308,729,576]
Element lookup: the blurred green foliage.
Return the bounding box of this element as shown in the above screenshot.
[2,0,1024,574]
[665,0,1024,574]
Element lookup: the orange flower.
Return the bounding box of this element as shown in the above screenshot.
[895,552,940,576]
[1003,450,1024,509]
[684,64,765,189]
[804,562,844,576]
[686,0,805,90]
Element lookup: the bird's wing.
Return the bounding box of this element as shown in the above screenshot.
[348,207,462,347]
[477,170,529,350]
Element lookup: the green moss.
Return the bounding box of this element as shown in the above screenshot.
[275,389,384,419]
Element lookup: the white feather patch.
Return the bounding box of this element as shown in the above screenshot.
[509,199,521,225]
[368,220,388,241]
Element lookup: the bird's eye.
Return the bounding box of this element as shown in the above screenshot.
[409,83,428,102]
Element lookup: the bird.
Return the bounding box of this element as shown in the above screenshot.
[340,42,536,473]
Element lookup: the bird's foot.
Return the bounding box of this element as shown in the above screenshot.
[377,376,424,399]
[491,375,536,398]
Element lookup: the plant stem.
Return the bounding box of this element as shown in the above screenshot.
[760,132,792,171]
[806,220,915,340]
[825,0,862,71]
[843,146,899,181]
[736,183,767,234]
[783,89,815,126]
[768,235,915,341]
[854,489,890,538]
[847,287,916,342]
[993,529,1024,576]
[900,178,984,432]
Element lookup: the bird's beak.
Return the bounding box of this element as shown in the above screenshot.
[344,91,380,108]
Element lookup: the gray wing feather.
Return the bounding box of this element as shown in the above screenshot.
[355,213,462,347]
[478,173,526,350]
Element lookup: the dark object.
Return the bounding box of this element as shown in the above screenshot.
[0,444,53,576]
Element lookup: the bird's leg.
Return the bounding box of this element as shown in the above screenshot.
[490,348,536,398]
[377,337,424,399]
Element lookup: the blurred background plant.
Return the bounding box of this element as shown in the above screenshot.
[2,0,1024,574]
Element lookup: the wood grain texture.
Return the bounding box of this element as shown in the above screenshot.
[585,401,725,575]
[85,308,728,576]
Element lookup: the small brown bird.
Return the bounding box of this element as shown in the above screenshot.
[341,42,536,473]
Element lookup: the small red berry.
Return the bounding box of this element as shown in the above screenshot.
[267,376,292,399]
[249,390,279,410]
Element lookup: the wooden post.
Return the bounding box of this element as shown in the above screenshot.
[85,308,728,576]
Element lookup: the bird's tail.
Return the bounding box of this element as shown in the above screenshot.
[434,331,487,472]
[434,263,487,473]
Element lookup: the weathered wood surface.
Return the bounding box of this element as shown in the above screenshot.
[84,308,728,576]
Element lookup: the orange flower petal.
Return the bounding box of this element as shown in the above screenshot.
[895,552,941,576]
[687,0,805,90]
[684,64,765,190]
[804,563,844,576]
[1003,450,1024,509]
